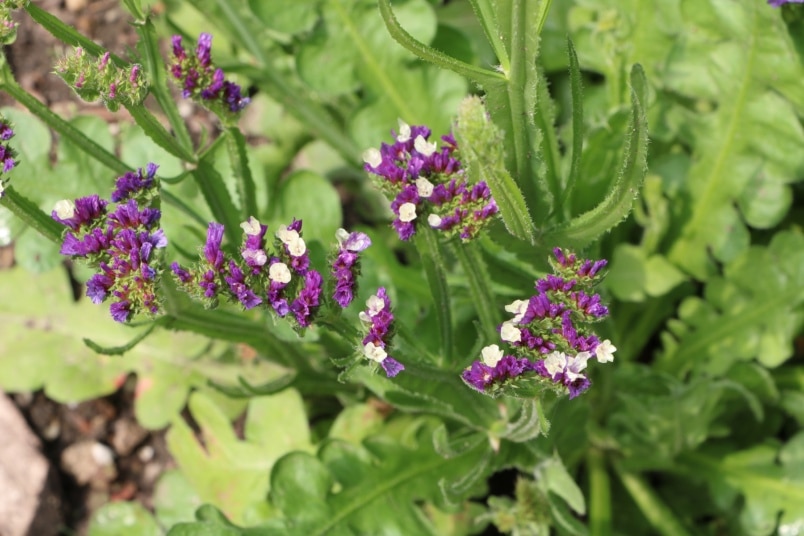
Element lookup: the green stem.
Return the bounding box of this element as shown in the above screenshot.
[612,460,691,536]
[225,127,257,219]
[414,230,453,365]
[25,3,128,68]
[467,0,510,73]
[124,103,196,162]
[134,18,196,158]
[588,449,612,536]
[0,186,63,244]
[0,72,128,176]
[451,240,500,341]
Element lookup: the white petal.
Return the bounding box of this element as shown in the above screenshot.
[365,294,385,316]
[504,299,529,323]
[358,311,371,323]
[335,228,350,247]
[54,199,76,219]
[269,262,292,284]
[500,322,521,343]
[242,249,267,266]
[565,352,591,380]
[398,202,417,223]
[544,351,567,377]
[427,214,442,228]
[288,236,307,257]
[363,342,387,363]
[362,147,382,168]
[481,344,504,367]
[414,135,437,157]
[415,177,434,198]
[239,216,261,236]
[275,226,298,244]
[396,119,411,143]
[595,340,617,363]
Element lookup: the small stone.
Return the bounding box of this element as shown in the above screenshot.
[111,418,148,456]
[61,440,117,488]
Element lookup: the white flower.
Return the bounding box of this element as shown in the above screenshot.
[595,339,616,363]
[500,322,521,343]
[565,352,591,381]
[359,294,385,323]
[287,236,306,257]
[504,299,529,323]
[268,262,291,284]
[480,344,504,367]
[242,249,267,266]
[544,351,568,377]
[414,135,437,157]
[398,202,417,223]
[415,177,434,198]
[427,214,442,228]
[239,216,261,236]
[363,342,387,363]
[362,147,382,168]
[335,228,350,246]
[275,226,298,244]
[53,199,76,220]
[396,119,411,143]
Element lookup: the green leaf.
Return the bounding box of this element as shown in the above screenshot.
[682,434,804,536]
[225,127,258,220]
[454,95,535,243]
[275,170,342,247]
[413,230,453,365]
[541,64,649,249]
[267,420,490,535]
[657,230,804,376]
[191,157,242,246]
[248,0,321,36]
[560,37,585,215]
[166,390,312,525]
[88,501,162,536]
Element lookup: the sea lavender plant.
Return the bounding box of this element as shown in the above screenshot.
[169,32,250,117]
[363,120,498,241]
[462,248,615,399]
[331,228,371,308]
[358,287,404,377]
[52,164,166,322]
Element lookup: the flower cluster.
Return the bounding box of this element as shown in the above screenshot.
[363,121,498,242]
[0,115,18,197]
[169,33,250,116]
[331,229,371,308]
[52,164,167,322]
[56,49,147,112]
[358,288,404,377]
[0,0,26,45]
[170,217,325,329]
[462,248,615,399]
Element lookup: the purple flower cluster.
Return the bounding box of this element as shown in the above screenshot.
[169,33,250,114]
[461,248,616,399]
[358,287,404,377]
[52,164,167,322]
[0,116,18,195]
[363,121,498,241]
[331,229,371,308]
[768,0,803,5]
[170,217,324,329]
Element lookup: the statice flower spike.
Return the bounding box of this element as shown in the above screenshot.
[359,287,403,377]
[168,32,250,116]
[52,166,167,322]
[55,48,147,112]
[364,123,498,241]
[461,249,615,399]
[331,228,372,308]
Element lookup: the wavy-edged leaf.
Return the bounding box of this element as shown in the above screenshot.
[541,64,648,249]
[657,230,804,376]
[454,95,535,243]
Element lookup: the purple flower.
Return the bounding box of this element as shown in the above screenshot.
[462,345,537,393]
[51,195,108,231]
[111,163,158,202]
[170,262,193,283]
[331,229,371,308]
[359,288,402,377]
[109,300,132,323]
[169,33,250,115]
[203,222,226,271]
[768,0,804,5]
[291,270,322,327]
[225,261,262,309]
